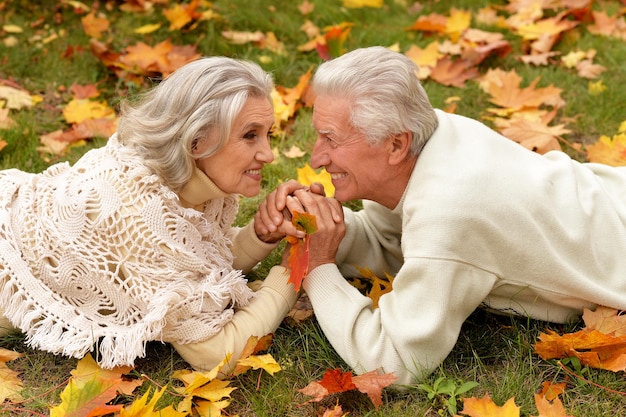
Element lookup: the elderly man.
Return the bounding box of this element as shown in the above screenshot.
[256,46,626,386]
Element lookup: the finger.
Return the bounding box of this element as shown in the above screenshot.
[330,199,344,223]
[309,182,327,197]
[274,180,309,210]
[264,191,283,226]
[293,191,336,227]
[285,195,305,217]
[257,199,279,233]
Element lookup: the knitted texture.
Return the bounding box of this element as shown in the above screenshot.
[0,135,254,368]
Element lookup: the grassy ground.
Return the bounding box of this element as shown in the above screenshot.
[1,0,625,415]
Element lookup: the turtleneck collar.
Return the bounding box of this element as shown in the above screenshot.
[178,167,230,210]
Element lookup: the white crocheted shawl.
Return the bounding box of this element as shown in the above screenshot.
[0,135,254,368]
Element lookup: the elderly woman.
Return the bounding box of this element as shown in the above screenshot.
[0,57,298,372]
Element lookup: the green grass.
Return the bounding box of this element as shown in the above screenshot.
[1,0,626,415]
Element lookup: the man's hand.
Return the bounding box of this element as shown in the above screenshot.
[254,180,328,242]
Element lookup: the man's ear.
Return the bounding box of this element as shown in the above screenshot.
[388,132,412,165]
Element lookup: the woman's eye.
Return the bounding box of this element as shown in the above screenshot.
[243,131,257,140]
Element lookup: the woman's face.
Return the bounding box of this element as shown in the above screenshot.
[196,96,275,197]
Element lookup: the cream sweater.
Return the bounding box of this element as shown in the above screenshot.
[303,110,626,386]
[0,134,297,369]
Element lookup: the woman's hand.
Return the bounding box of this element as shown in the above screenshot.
[254,180,327,243]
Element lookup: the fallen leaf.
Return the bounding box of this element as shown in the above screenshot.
[539,381,567,401]
[343,0,383,8]
[586,133,626,166]
[0,85,37,110]
[81,11,109,39]
[283,145,307,158]
[534,326,626,372]
[0,108,16,129]
[429,56,480,87]
[236,354,281,375]
[532,393,574,417]
[457,393,520,417]
[0,348,23,403]
[583,306,626,336]
[298,368,396,410]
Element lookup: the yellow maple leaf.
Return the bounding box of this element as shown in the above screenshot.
[587,80,607,95]
[445,8,471,42]
[0,348,23,403]
[586,133,626,166]
[342,0,383,8]
[163,2,194,31]
[63,98,116,124]
[175,377,234,415]
[354,266,394,309]
[70,354,141,395]
[458,394,520,417]
[119,386,186,417]
[404,42,440,79]
[236,353,282,375]
[296,163,335,197]
[173,354,231,394]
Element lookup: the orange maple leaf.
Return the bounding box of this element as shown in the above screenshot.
[406,13,448,33]
[479,69,565,113]
[81,11,109,39]
[494,115,568,153]
[285,211,317,291]
[539,381,567,401]
[429,56,480,87]
[317,22,353,60]
[534,307,626,372]
[163,0,201,31]
[457,393,520,417]
[532,393,574,417]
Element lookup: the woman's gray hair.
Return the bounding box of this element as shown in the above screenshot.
[116,56,274,192]
[312,46,438,156]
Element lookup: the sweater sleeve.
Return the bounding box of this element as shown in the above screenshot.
[171,265,298,373]
[335,204,404,278]
[302,259,496,386]
[231,221,279,273]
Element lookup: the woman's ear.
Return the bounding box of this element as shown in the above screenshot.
[388,132,412,165]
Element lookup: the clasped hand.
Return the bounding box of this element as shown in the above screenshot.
[254,180,345,270]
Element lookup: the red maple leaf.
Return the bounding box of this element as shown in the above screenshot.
[298,368,397,410]
[285,211,317,291]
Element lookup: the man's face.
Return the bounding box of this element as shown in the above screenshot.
[311,95,388,203]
